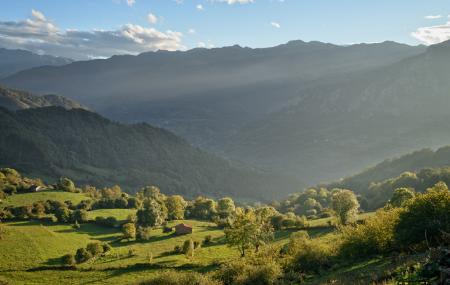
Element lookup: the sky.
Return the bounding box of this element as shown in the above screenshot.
[0,0,450,60]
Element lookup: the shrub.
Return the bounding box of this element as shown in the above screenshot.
[61,254,75,266]
[137,226,152,241]
[339,209,401,258]
[395,182,450,248]
[284,231,334,273]
[122,223,136,240]
[203,235,213,245]
[102,243,112,252]
[71,209,88,223]
[86,242,104,256]
[173,245,182,254]
[139,271,219,285]
[215,250,282,285]
[75,248,92,263]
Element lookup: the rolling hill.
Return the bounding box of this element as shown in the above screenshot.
[0,106,298,200]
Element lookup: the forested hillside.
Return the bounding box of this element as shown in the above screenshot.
[0,86,86,111]
[0,106,298,200]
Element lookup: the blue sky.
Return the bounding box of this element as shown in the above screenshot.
[0,0,449,59]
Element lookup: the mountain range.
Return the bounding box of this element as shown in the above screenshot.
[3,40,450,188]
[0,48,73,79]
[1,41,428,184]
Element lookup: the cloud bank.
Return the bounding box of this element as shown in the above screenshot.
[0,10,184,60]
[412,21,450,45]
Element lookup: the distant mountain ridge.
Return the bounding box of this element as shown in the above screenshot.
[0,105,299,200]
[0,48,73,79]
[1,40,425,149]
[2,40,437,187]
[0,86,86,111]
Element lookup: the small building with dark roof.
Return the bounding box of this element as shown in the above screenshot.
[174,223,193,235]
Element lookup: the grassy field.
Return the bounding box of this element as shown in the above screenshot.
[87,208,137,222]
[0,190,89,207]
[0,191,382,285]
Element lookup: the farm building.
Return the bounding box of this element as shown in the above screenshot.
[174,223,193,235]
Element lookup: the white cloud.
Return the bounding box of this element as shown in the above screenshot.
[196,4,204,11]
[424,15,442,20]
[271,21,281,28]
[126,0,135,6]
[147,13,158,24]
[188,28,196,34]
[0,10,184,60]
[198,42,206,47]
[411,21,450,45]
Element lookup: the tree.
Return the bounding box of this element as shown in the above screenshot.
[331,189,360,225]
[188,197,217,220]
[122,223,136,240]
[58,177,76,192]
[86,242,104,256]
[389,188,415,208]
[54,205,72,223]
[75,248,92,263]
[137,199,166,227]
[72,209,88,223]
[166,195,186,220]
[217,197,235,218]
[395,182,450,247]
[224,209,260,257]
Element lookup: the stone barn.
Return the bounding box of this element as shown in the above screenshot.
[174,223,193,235]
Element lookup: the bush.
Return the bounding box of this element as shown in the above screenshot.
[284,231,334,273]
[71,209,88,223]
[339,209,401,258]
[173,245,182,254]
[86,242,104,256]
[61,254,75,266]
[75,248,92,263]
[215,251,282,285]
[102,243,112,252]
[137,226,152,241]
[395,182,450,248]
[203,235,213,245]
[139,271,219,285]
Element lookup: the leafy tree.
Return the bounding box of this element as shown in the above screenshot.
[166,195,186,220]
[86,242,104,256]
[72,209,88,223]
[58,177,76,192]
[217,197,235,218]
[75,248,92,263]
[137,199,166,227]
[182,239,195,259]
[122,223,136,240]
[389,188,415,207]
[331,189,360,225]
[54,205,72,223]
[224,209,260,257]
[395,182,450,247]
[137,226,152,240]
[31,201,46,217]
[127,197,142,209]
[188,197,217,220]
